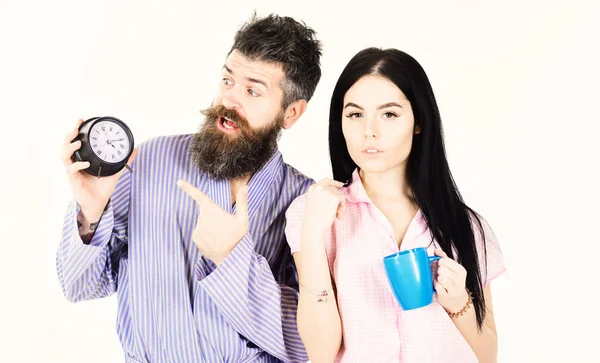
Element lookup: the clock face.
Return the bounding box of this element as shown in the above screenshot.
[89,120,131,163]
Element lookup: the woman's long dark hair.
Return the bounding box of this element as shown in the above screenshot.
[329,47,489,329]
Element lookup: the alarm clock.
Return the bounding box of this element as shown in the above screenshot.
[72,116,135,177]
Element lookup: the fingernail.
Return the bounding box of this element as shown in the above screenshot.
[176,180,183,187]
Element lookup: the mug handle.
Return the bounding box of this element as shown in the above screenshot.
[428,256,441,264]
[429,255,442,291]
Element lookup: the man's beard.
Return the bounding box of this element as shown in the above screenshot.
[190,104,283,180]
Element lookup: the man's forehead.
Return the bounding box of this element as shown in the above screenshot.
[225,50,285,84]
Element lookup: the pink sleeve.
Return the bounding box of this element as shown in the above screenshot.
[284,193,309,254]
[472,214,506,287]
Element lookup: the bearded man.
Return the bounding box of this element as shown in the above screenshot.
[57,13,322,363]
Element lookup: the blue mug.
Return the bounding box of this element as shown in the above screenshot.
[383,247,441,310]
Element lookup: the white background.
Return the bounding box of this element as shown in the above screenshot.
[1,0,599,362]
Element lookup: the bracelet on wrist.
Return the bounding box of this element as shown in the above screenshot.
[446,288,473,318]
[299,281,332,304]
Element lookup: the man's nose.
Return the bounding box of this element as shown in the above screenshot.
[221,88,241,109]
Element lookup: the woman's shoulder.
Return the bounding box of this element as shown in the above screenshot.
[466,209,497,243]
[286,183,354,217]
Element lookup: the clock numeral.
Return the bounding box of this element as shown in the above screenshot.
[110,127,113,132]
[117,150,122,155]
[92,137,97,140]
[102,126,106,131]
[112,154,115,159]
[116,131,120,135]
[98,150,102,155]
[96,130,100,134]
[93,144,98,148]
[120,144,125,149]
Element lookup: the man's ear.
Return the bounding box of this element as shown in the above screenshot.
[282,100,307,129]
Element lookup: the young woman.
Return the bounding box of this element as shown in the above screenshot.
[285,48,506,363]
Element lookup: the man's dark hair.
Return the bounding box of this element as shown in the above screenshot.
[229,13,322,108]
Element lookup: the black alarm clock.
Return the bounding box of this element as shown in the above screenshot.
[72,116,135,177]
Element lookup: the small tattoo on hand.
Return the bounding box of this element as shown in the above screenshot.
[89,221,99,231]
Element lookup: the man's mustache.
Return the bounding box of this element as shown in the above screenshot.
[201,104,249,129]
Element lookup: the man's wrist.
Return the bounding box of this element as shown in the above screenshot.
[77,201,109,244]
[202,248,233,266]
[79,200,110,225]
